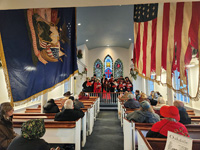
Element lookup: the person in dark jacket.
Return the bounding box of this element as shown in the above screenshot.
[124,94,140,109]
[8,119,59,150]
[82,77,93,92]
[43,99,60,113]
[174,100,191,124]
[55,100,84,121]
[0,102,17,150]
[146,106,189,138]
[74,95,84,109]
[135,90,140,101]
[126,100,160,123]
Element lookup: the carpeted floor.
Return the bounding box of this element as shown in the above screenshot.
[82,111,123,150]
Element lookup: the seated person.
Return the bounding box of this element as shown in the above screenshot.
[138,93,150,103]
[146,106,189,138]
[61,96,74,111]
[135,90,140,101]
[55,99,84,121]
[43,99,60,113]
[61,91,73,106]
[124,94,140,109]
[126,100,160,123]
[78,91,89,100]
[8,119,58,150]
[174,100,191,124]
[0,102,17,150]
[74,95,84,109]
[153,97,166,114]
[148,91,158,106]
[120,91,129,99]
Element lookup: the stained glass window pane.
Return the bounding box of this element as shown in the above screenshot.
[114,59,123,78]
[104,55,113,78]
[94,59,103,79]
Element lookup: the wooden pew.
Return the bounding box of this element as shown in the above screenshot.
[13,119,82,150]
[13,113,87,147]
[24,104,95,136]
[123,118,200,150]
[137,128,200,150]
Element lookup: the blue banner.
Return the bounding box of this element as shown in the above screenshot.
[0,8,77,103]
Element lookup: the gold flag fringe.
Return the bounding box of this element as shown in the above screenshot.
[0,34,14,106]
[134,53,200,101]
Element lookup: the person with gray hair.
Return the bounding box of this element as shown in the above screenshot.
[174,100,191,124]
[127,100,160,123]
[54,99,84,121]
[124,93,140,109]
[74,95,84,109]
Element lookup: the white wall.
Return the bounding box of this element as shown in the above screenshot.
[77,44,89,67]
[0,68,10,103]
[189,65,200,109]
[154,72,167,100]
[48,83,65,100]
[88,46,130,78]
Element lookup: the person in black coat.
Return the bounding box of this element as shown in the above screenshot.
[174,100,191,124]
[43,99,60,113]
[55,99,84,121]
[124,94,140,109]
[82,77,93,92]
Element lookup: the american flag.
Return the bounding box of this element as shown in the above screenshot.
[133,2,200,87]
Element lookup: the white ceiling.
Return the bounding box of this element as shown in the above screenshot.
[77,5,134,49]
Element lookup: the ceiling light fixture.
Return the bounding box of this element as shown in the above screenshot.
[107,45,109,47]
[78,23,81,26]
[129,38,132,41]
[86,39,88,42]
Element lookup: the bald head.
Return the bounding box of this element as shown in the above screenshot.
[64,99,74,109]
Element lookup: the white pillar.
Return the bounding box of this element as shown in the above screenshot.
[71,76,74,95]
[167,87,174,106]
[41,93,48,113]
[142,78,147,94]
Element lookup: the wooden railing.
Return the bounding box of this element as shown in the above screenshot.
[86,92,121,104]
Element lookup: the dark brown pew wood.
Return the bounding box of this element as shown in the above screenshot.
[137,128,200,150]
[25,107,88,113]
[13,120,77,128]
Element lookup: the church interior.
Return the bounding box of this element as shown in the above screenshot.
[0,0,200,150]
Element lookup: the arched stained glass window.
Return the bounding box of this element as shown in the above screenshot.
[93,59,103,79]
[104,55,113,78]
[114,59,123,78]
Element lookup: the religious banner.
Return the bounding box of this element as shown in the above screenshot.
[133,2,200,100]
[0,8,77,104]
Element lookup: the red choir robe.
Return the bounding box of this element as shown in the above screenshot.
[94,82,101,93]
[126,83,133,91]
[108,78,114,83]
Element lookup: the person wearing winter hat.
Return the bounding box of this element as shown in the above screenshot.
[8,119,59,150]
[61,91,73,106]
[126,100,160,123]
[43,99,60,113]
[0,102,17,150]
[146,105,189,138]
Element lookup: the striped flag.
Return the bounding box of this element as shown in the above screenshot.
[133,2,200,88]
